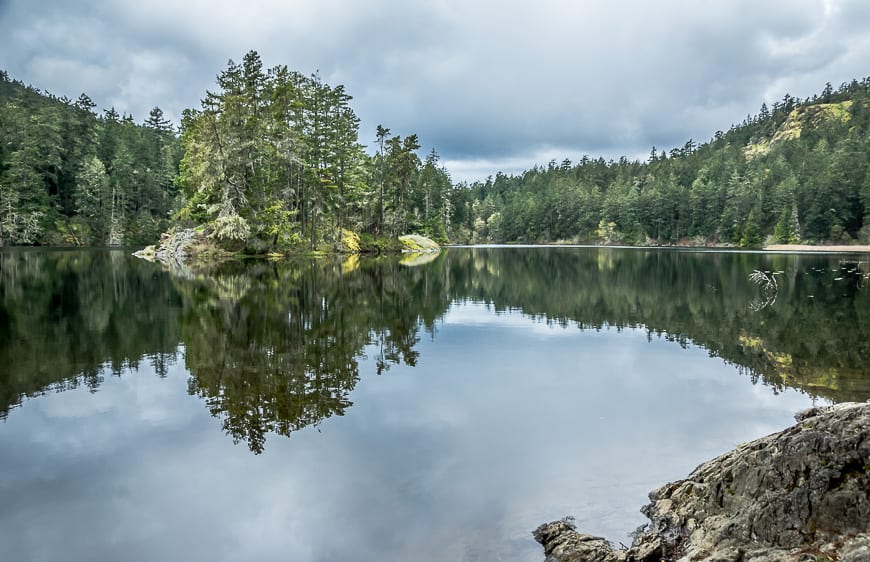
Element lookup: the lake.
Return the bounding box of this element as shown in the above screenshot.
[1,247,869,561]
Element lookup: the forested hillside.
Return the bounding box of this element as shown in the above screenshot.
[3,59,870,250]
[0,70,182,245]
[458,79,870,246]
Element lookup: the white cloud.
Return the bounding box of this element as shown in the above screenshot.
[1,0,869,181]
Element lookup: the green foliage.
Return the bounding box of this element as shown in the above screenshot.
[339,228,360,254]
[357,233,404,254]
[456,78,870,247]
[258,200,301,251]
[5,63,870,251]
[0,71,182,246]
[176,53,365,252]
[74,155,110,243]
[420,216,449,244]
[773,205,801,244]
[597,219,621,244]
[174,52,457,253]
[739,210,762,247]
[210,214,252,243]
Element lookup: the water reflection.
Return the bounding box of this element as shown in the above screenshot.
[179,258,448,453]
[2,247,870,562]
[0,249,182,417]
[1,247,869,454]
[443,248,870,402]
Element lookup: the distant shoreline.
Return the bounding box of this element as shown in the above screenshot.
[3,242,869,256]
[447,243,870,254]
[762,244,870,253]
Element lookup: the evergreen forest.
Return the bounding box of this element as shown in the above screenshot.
[465,81,870,246]
[2,53,870,249]
[0,70,181,245]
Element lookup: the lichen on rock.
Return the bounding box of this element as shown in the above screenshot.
[398,234,440,253]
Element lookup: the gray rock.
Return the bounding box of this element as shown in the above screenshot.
[535,402,870,562]
[133,228,202,269]
[533,519,626,562]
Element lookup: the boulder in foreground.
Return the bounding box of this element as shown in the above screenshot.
[535,402,870,562]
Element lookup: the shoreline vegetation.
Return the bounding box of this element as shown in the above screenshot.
[3,58,870,254]
[132,227,441,268]
[133,235,870,270]
[448,241,870,253]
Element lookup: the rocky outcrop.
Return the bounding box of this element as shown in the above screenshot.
[534,519,628,562]
[134,228,197,264]
[133,228,227,269]
[398,234,440,253]
[535,402,870,562]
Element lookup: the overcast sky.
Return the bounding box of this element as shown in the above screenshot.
[2,0,869,182]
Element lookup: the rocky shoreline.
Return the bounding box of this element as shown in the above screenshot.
[534,402,870,562]
[133,228,206,266]
[133,228,441,268]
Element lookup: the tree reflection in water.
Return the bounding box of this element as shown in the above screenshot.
[1,247,869,453]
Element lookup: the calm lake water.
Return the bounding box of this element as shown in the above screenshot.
[1,247,869,561]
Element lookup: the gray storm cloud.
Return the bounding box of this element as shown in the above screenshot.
[1,0,869,181]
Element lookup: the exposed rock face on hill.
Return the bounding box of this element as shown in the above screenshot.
[744,101,853,160]
[535,402,870,562]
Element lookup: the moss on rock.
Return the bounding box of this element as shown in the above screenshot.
[398,234,440,253]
